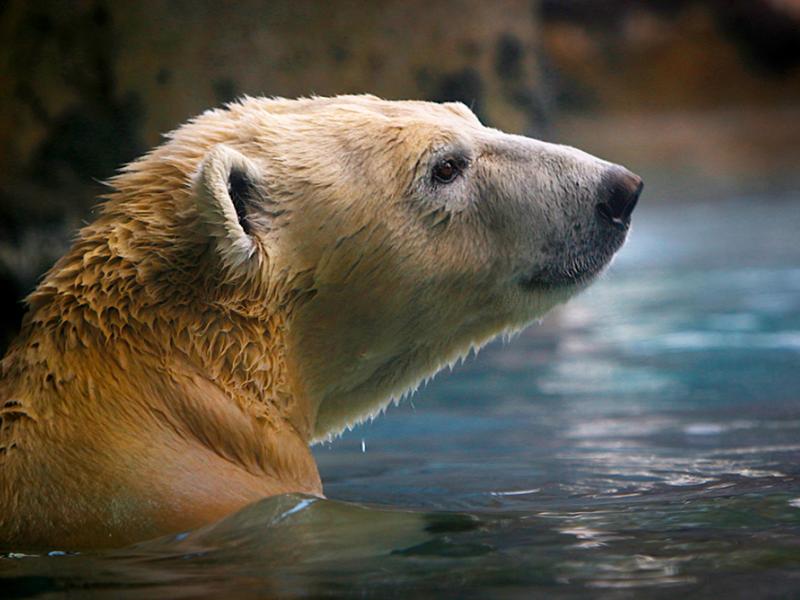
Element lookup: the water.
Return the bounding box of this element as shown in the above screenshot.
[3,195,800,598]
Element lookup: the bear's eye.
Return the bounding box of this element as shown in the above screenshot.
[432,159,461,184]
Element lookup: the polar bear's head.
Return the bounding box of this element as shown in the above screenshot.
[181,96,643,440]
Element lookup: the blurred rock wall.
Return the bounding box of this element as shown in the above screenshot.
[541,0,800,112]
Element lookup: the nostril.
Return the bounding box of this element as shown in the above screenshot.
[596,167,643,230]
[596,202,623,230]
[621,178,644,219]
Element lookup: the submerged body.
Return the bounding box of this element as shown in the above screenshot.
[0,95,641,549]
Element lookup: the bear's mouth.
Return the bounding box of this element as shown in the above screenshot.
[517,237,625,292]
[517,264,600,292]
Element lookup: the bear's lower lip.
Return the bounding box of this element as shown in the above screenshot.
[517,267,596,292]
[517,249,620,292]
[518,226,630,292]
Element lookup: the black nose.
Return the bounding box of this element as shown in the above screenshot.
[595,167,643,230]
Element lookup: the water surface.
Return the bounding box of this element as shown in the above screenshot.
[3,195,800,598]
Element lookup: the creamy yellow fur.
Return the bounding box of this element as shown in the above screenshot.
[0,95,626,549]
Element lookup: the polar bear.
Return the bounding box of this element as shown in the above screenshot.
[0,95,641,549]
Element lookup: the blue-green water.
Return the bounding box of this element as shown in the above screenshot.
[3,195,800,598]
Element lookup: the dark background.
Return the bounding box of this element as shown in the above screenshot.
[1,0,799,353]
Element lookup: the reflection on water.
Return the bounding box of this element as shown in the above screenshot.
[3,195,800,598]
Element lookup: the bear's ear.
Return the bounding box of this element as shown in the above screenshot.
[194,144,264,270]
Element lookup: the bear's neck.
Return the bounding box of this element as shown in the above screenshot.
[7,227,317,480]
